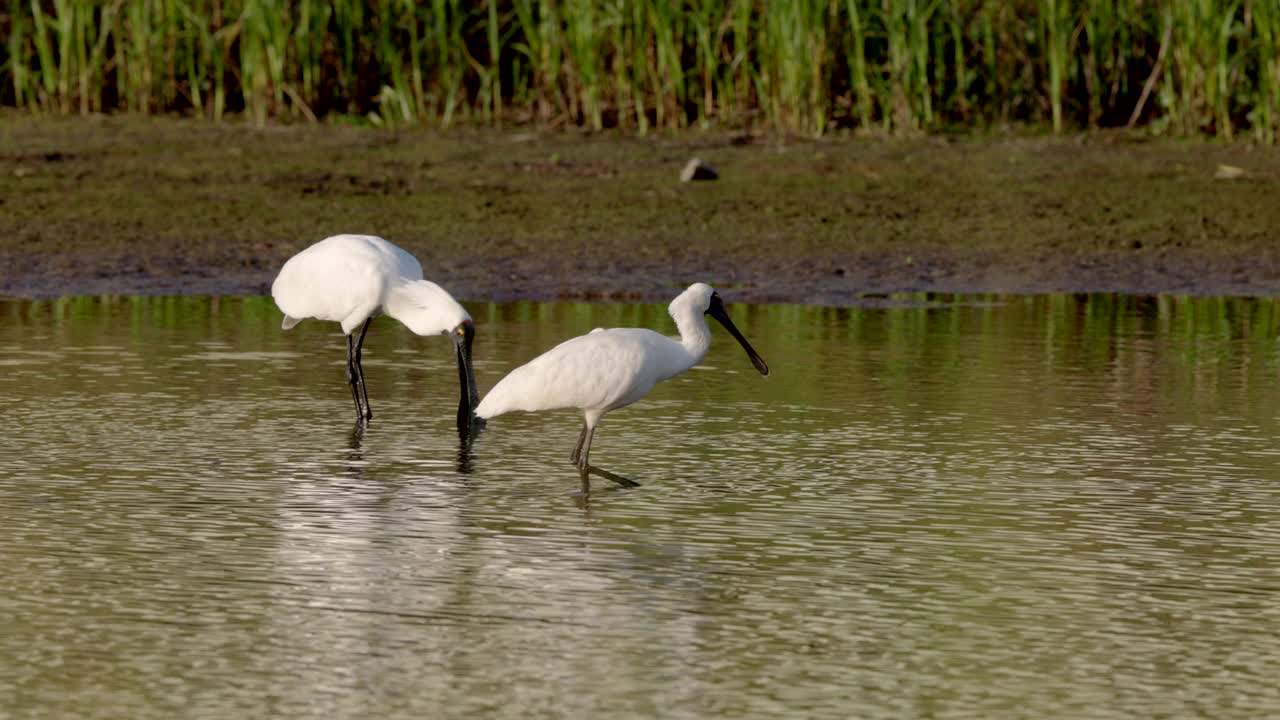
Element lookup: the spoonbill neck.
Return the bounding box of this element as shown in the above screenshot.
[671,304,713,366]
[381,279,469,335]
[382,279,420,323]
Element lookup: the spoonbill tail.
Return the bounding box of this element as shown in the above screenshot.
[271,234,480,430]
[475,283,769,487]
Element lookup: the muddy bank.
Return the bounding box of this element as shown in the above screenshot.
[2,114,1279,304]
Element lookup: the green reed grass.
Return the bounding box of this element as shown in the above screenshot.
[3,0,1279,139]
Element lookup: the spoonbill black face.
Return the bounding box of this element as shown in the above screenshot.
[706,293,770,376]
[451,320,483,431]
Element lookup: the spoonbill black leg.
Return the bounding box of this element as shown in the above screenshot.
[570,424,589,465]
[352,318,373,421]
[573,420,640,489]
[574,422,597,475]
[587,466,640,489]
[346,333,364,422]
[346,319,373,423]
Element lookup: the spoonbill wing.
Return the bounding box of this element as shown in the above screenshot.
[477,329,666,418]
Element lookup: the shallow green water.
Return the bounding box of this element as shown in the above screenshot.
[4,294,1280,719]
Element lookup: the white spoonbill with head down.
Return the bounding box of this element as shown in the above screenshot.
[271,234,480,430]
[475,283,769,487]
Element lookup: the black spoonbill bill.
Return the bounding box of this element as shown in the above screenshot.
[272,234,480,430]
[475,283,769,487]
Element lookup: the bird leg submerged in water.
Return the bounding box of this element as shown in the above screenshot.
[346,318,373,423]
[571,420,640,489]
[570,422,592,467]
[585,465,640,489]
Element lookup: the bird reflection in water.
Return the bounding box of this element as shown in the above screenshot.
[343,423,366,480]
[455,426,478,475]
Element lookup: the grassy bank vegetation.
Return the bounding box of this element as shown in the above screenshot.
[3,0,1279,139]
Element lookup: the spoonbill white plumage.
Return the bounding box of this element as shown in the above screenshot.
[271,234,480,430]
[475,283,769,486]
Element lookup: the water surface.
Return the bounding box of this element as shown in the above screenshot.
[3,294,1280,719]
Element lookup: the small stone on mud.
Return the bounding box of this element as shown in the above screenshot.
[833,267,846,276]
[1214,164,1246,180]
[1130,240,1143,249]
[680,158,718,182]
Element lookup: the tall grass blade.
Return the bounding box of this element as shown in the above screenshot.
[0,0,1276,139]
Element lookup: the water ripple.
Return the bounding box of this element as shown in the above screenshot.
[3,295,1280,719]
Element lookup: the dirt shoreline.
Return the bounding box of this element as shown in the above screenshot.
[3,115,1278,304]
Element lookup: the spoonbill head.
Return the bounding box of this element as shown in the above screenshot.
[272,234,480,430]
[475,282,768,488]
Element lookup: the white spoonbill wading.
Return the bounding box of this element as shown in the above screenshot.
[475,283,769,487]
[271,234,480,430]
